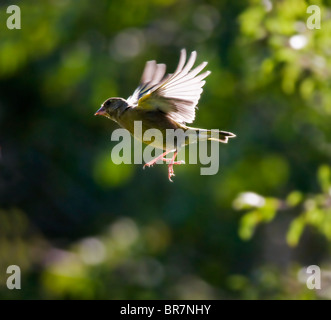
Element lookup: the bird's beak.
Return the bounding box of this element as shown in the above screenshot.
[94,106,107,116]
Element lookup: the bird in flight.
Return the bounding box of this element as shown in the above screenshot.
[95,49,236,181]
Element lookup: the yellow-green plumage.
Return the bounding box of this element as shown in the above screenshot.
[95,49,236,180]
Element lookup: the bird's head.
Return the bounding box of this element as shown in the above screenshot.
[94,97,128,120]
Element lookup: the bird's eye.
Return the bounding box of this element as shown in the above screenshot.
[105,100,111,106]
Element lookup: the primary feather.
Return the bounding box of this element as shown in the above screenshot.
[127,49,210,124]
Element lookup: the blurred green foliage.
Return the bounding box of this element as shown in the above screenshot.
[235,164,331,247]
[1,0,331,299]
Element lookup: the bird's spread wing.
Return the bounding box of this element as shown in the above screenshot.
[127,49,210,124]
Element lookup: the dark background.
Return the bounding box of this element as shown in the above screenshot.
[0,0,331,299]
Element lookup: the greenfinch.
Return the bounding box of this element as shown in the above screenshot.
[95,49,235,181]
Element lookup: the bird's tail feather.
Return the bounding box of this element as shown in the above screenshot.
[186,127,236,144]
[207,130,236,143]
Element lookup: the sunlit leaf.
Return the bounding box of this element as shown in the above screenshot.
[286,191,303,207]
[239,210,260,240]
[317,165,331,194]
[287,216,305,247]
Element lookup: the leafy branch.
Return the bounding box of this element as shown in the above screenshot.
[234,165,331,247]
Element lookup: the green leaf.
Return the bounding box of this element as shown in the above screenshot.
[286,191,303,207]
[260,198,278,222]
[239,210,260,240]
[317,165,331,194]
[305,208,324,227]
[321,210,331,240]
[286,216,305,247]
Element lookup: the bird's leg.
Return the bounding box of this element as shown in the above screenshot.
[162,157,185,165]
[143,150,185,182]
[143,150,172,169]
[167,151,185,182]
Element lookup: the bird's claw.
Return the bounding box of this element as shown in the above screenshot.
[168,165,176,182]
[143,160,158,169]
